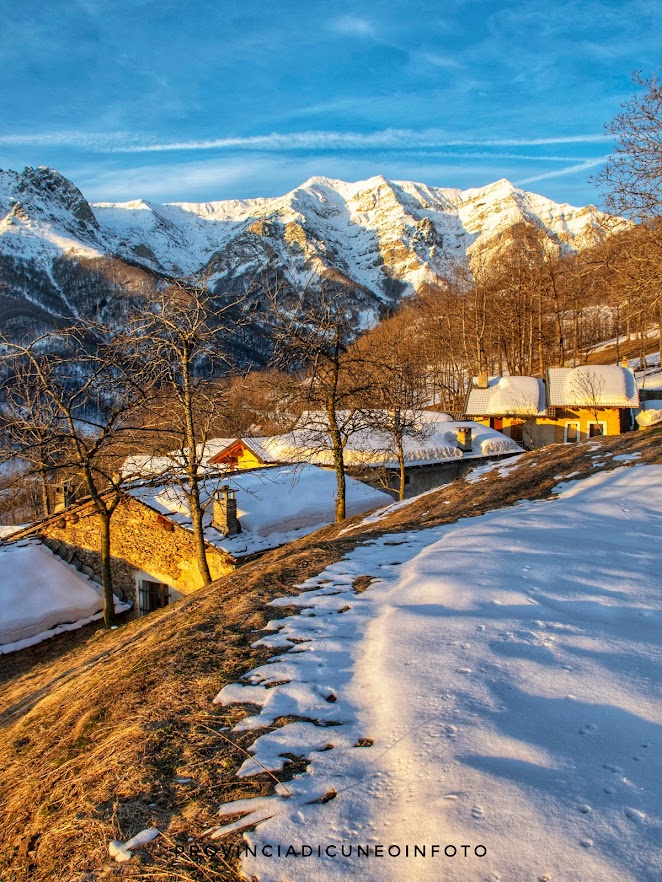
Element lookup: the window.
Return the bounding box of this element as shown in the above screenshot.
[509,423,524,444]
[564,421,580,443]
[138,580,170,616]
[588,421,607,438]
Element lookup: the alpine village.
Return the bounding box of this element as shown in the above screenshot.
[0,15,661,882]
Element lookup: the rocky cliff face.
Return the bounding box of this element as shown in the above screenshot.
[0,167,614,354]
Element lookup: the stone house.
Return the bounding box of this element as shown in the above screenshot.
[8,491,236,616]
[8,464,391,616]
[465,365,639,448]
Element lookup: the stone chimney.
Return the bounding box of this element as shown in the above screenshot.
[212,485,241,537]
[477,370,489,389]
[457,426,473,453]
[53,482,76,514]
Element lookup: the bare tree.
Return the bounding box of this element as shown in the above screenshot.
[595,71,662,220]
[570,368,607,434]
[0,325,153,626]
[119,277,243,584]
[0,355,63,518]
[352,314,432,500]
[223,368,299,434]
[406,278,470,411]
[267,278,373,521]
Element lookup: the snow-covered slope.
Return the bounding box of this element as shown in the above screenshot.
[211,463,662,882]
[0,166,103,265]
[0,166,617,344]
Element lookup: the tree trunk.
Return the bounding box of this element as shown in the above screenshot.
[397,436,406,502]
[325,338,346,523]
[615,303,621,364]
[573,310,580,365]
[333,440,346,522]
[39,468,50,519]
[327,393,345,522]
[537,290,544,375]
[182,344,212,585]
[189,482,212,585]
[99,509,116,628]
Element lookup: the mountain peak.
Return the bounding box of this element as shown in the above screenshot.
[462,178,517,199]
[16,165,99,229]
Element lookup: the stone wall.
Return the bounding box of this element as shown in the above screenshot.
[348,458,495,500]
[26,495,234,602]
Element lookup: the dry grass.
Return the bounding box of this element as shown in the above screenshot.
[584,335,659,369]
[1,426,661,882]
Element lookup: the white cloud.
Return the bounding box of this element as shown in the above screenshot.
[62,149,608,206]
[417,51,462,70]
[72,157,266,202]
[0,130,135,149]
[109,129,610,154]
[328,15,376,38]
[0,127,611,156]
[515,157,607,185]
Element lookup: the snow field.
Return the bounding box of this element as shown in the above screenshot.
[212,465,662,882]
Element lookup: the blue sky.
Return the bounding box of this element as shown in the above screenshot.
[0,0,660,207]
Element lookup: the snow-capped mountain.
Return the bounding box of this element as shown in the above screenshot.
[95,174,611,293]
[0,166,613,349]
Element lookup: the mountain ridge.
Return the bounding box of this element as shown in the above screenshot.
[0,166,618,349]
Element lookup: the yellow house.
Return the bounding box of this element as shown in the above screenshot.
[207,438,281,470]
[543,366,638,443]
[464,375,546,447]
[465,366,639,448]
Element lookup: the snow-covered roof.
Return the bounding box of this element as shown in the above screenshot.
[258,416,520,469]
[242,437,283,464]
[465,376,546,416]
[636,400,662,428]
[129,465,391,558]
[121,453,174,478]
[547,366,639,408]
[121,438,237,478]
[0,540,128,652]
[639,372,662,391]
[208,437,281,465]
[199,438,239,465]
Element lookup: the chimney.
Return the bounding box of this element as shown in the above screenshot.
[477,370,488,389]
[457,426,473,453]
[212,485,241,537]
[53,482,76,514]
